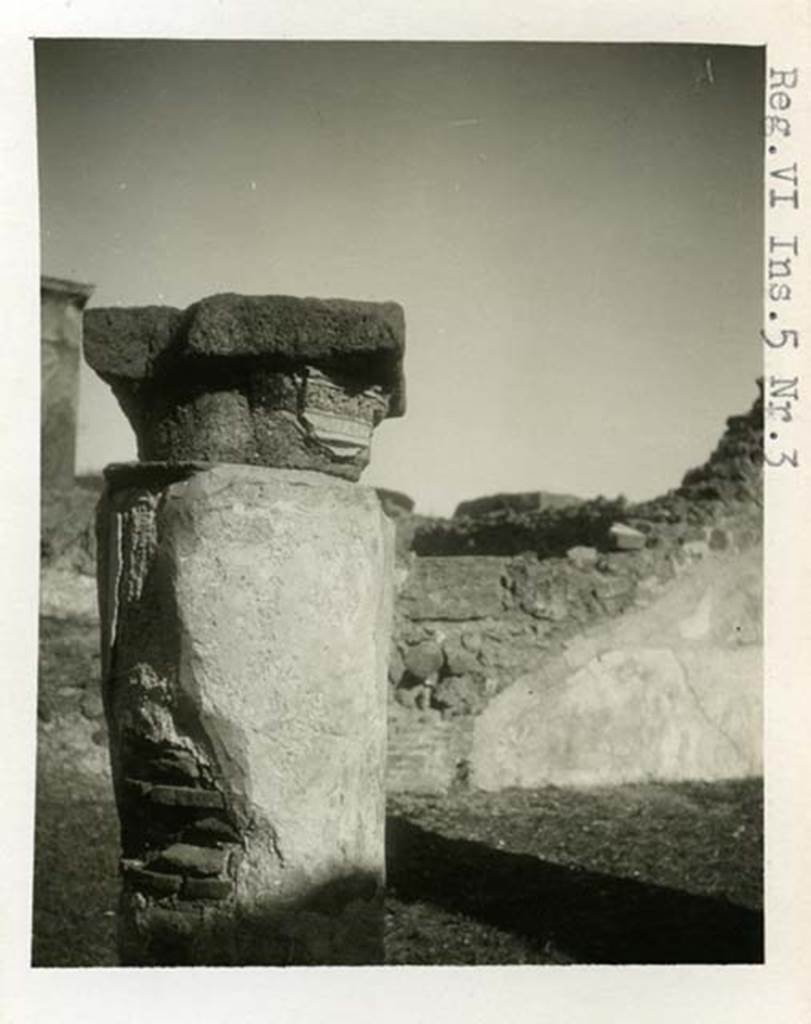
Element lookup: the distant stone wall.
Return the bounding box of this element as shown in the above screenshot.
[41,276,94,490]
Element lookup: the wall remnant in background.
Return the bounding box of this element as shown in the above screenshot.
[40,276,94,490]
[386,385,763,793]
[85,292,404,966]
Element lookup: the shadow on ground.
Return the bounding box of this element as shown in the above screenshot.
[31,794,763,966]
[33,615,763,966]
[386,815,763,964]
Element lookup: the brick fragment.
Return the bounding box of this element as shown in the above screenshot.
[121,861,183,897]
[150,843,227,877]
[181,877,233,901]
[124,778,225,809]
[183,817,240,846]
[150,751,201,784]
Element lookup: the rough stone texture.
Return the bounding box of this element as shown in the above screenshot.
[40,276,94,489]
[443,639,481,677]
[609,522,646,551]
[567,545,598,569]
[85,294,404,378]
[402,640,443,682]
[455,491,583,518]
[470,545,762,789]
[97,464,393,965]
[411,497,628,558]
[84,294,405,481]
[398,557,508,621]
[432,674,488,717]
[386,703,472,793]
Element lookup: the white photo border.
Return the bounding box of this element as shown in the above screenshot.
[2,3,809,1023]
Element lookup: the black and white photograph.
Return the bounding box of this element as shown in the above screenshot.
[32,36,765,968]
[2,2,809,1022]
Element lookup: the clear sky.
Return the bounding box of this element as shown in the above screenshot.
[36,40,763,516]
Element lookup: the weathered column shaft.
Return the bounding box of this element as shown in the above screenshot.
[85,292,405,965]
[98,463,392,964]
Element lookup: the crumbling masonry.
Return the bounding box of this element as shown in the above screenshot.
[84,293,404,965]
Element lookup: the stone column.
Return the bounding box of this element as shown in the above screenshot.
[40,275,94,490]
[84,293,405,965]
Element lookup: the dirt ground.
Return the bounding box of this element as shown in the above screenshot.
[32,614,763,967]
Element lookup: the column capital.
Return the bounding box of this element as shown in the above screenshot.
[85,292,406,480]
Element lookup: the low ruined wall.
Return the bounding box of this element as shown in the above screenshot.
[387,511,761,792]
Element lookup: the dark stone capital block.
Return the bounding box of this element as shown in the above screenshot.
[84,293,406,480]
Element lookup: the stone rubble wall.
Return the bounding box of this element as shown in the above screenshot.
[387,510,761,792]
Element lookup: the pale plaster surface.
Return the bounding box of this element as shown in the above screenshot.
[471,545,762,790]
